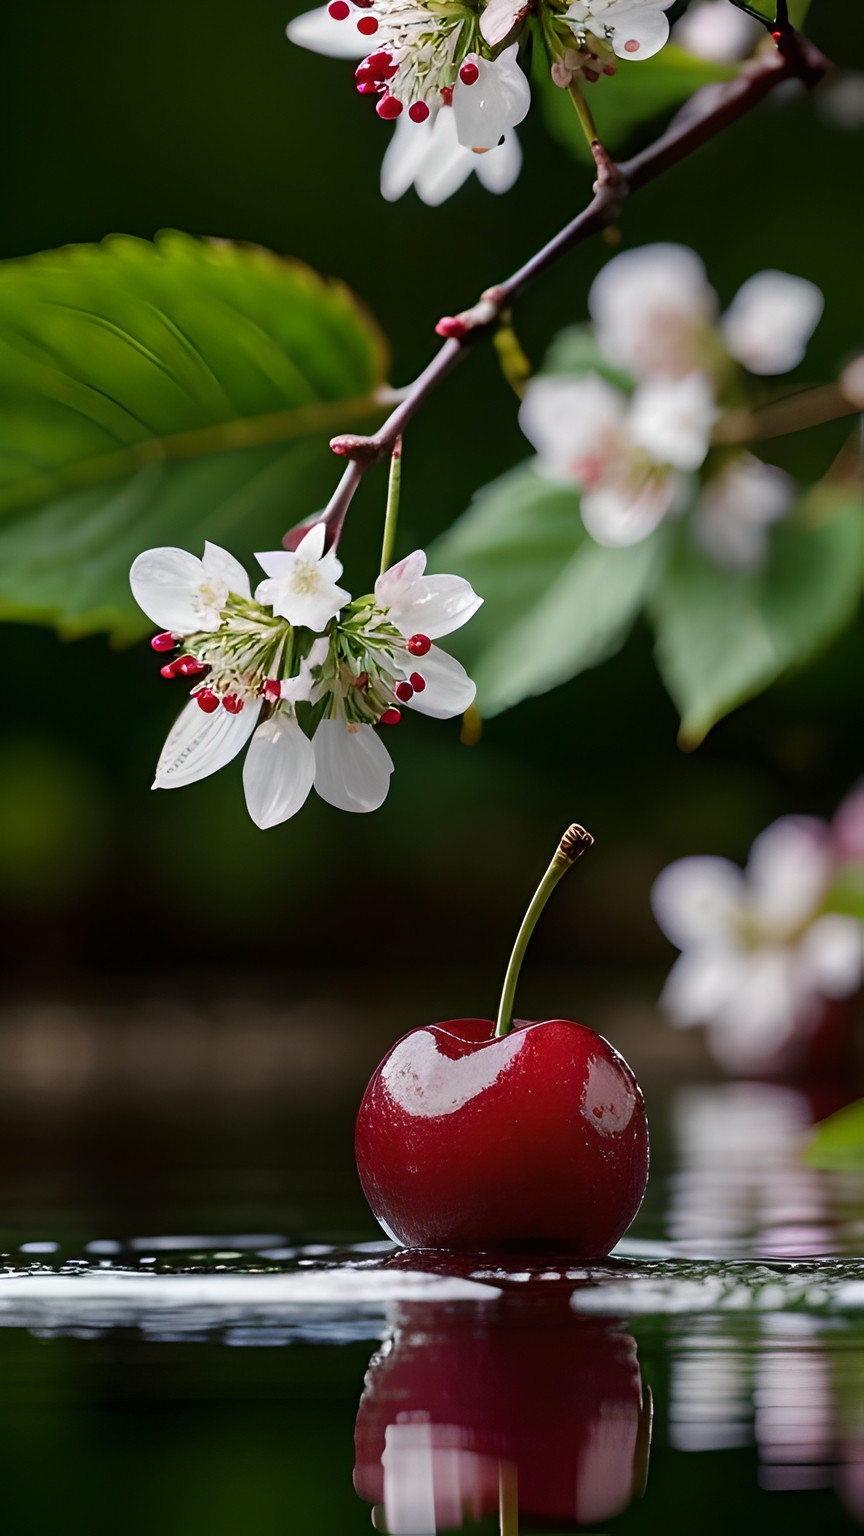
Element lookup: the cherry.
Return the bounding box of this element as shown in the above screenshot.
[354,1293,650,1529]
[355,824,649,1253]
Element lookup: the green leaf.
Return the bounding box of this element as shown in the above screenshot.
[536,45,736,165]
[429,460,669,717]
[806,1098,864,1171]
[0,231,388,640]
[823,868,864,925]
[650,490,864,747]
[540,325,634,394]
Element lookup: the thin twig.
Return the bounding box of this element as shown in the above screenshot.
[283,27,831,551]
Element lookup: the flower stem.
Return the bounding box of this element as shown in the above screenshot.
[494,824,594,1039]
[379,435,403,577]
[568,80,599,150]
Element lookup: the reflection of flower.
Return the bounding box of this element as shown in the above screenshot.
[519,370,716,546]
[651,811,864,1074]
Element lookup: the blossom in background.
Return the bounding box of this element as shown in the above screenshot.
[721,270,825,376]
[693,453,795,571]
[651,806,864,1075]
[566,0,676,63]
[672,0,761,65]
[130,539,481,828]
[518,369,716,546]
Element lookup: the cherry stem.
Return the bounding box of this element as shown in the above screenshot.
[498,1461,519,1536]
[494,824,594,1039]
[379,435,403,576]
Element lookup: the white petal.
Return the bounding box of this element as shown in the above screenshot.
[798,914,864,1000]
[286,4,371,57]
[659,947,741,1027]
[651,855,745,949]
[255,575,350,631]
[413,109,476,206]
[242,715,316,828]
[832,782,864,862]
[480,0,529,46]
[713,949,801,1056]
[672,0,761,65]
[313,719,394,813]
[588,243,716,379]
[519,373,628,479]
[607,4,670,60]
[202,541,252,601]
[452,46,530,152]
[722,270,824,375]
[694,455,795,571]
[473,129,522,194]
[581,472,678,546]
[404,646,476,718]
[746,816,831,932]
[130,547,210,633]
[153,697,260,790]
[380,115,436,203]
[629,372,717,470]
[376,554,483,639]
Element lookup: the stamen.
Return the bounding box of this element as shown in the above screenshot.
[407,633,431,656]
[353,672,370,689]
[379,707,402,725]
[328,1,350,17]
[160,661,180,679]
[151,632,176,652]
[194,689,220,714]
[222,694,245,714]
[262,679,282,701]
[357,14,379,34]
[376,92,403,118]
[177,655,207,677]
[409,672,426,692]
[394,680,414,702]
[459,60,479,85]
[441,86,453,106]
[408,100,430,123]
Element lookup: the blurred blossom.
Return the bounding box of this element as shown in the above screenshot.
[816,70,864,131]
[672,0,761,65]
[840,355,864,409]
[721,270,825,375]
[588,243,718,380]
[694,454,795,571]
[519,370,715,546]
[651,805,864,1075]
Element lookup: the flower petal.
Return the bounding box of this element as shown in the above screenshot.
[651,854,745,950]
[746,816,831,932]
[672,0,761,65]
[381,115,437,203]
[255,575,350,631]
[629,372,717,471]
[376,554,483,639]
[722,270,824,375]
[588,243,716,379]
[473,129,523,194]
[242,715,316,828]
[519,373,628,480]
[313,719,394,813]
[659,947,741,1027]
[480,0,530,46]
[798,914,864,1000]
[202,541,251,601]
[285,5,371,57]
[413,109,477,206]
[130,547,209,633]
[405,645,476,719]
[152,697,260,790]
[607,4,671,60]
[580,472,678,546]
[694,455,795,572]
[452,45,530,152]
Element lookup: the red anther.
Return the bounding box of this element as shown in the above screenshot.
[408,100,430,123]
[354,0,373,7]
[328,0,350,16]
[407,633,431,656]
[356,81,379,94]
[262,679,282,701]
[376,91,403,118]
[177,655,206,677]
[602,61,616,75]
[353,671,370,689]
[151,631,176,652]
[583,67,599,81]
[159,661,179,679]
[441,86,453,105]
[395,680,414,703]
[380,707,402,726]
[459,60,480,85]
[222,694,244,714]
[435,315,469,339]
[357,14,379,33]
[409,672,426,692]
[771,29,782,39]
[359,50,396,77]
[195,689,219,714]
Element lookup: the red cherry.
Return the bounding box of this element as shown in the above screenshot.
[379,707,402,725]
[194,689,219,714]
[407,633,431,656]
[409,671,426,692]
[394,680,414,702]
[355,1298,649,1528]
[150,632,176,652]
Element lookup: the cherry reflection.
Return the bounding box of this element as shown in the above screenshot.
[354,1289,650,1533]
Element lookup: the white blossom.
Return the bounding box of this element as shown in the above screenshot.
[312,718,395,813]
[130,541,251,635]
[374,548,482,638]
[451,45,530,152]
[672,0,761,65]
[255,522,350,632]
[519,370,715,547]
[381,107,522,204]
[566,0,676,62]
[588,243,718,379]
[721,270,825,376]
[651,816,864,1073]
[694,454,795,570]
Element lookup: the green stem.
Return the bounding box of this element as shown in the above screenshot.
[379,435,403,577]
[499,1461,519,1536]
[568,80,599,150]
[494,825,593,1039]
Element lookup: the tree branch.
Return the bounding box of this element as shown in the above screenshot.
[285,27,831,552]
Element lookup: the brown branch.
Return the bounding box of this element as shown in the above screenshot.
[284,27,831,552]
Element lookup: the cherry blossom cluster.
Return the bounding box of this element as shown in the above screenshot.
[651,785,864,1075]
[287,0,675,204]
[129,528,481,828]
[520,243,824,564]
